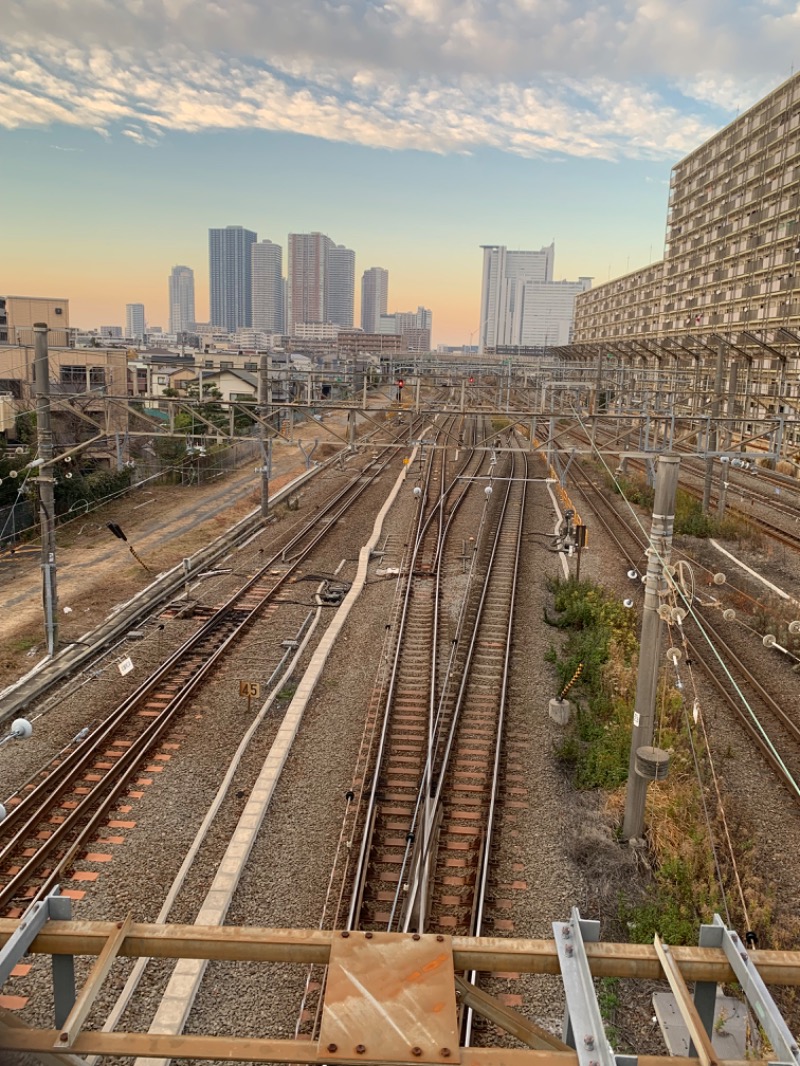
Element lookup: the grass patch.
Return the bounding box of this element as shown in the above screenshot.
[606,470,762,542]
[545,577,638,790]
[544,575,778,948]
[9,635,38,653]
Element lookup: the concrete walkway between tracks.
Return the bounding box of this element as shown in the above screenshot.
[131,451,415,1066]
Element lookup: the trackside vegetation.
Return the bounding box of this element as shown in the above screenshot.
[544,576,778,948]
[606,471,756,541]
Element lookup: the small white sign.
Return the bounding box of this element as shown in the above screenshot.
[118,656,134,676]
[633,712,640,727]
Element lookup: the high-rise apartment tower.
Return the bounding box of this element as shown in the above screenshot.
[327,244,355,328]
[287,233,328,331]
[361,268,389,333]
[252,240,284,333]
[209,226,257,332]
[287,233,355,331]
[168,266,195,335]
[126,303,146,340]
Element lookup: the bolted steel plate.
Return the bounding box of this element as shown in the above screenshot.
[319,931,460,1064]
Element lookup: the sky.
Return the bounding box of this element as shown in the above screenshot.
[1,1,798,345]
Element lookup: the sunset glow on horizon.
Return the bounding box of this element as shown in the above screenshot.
[2,2,795,344]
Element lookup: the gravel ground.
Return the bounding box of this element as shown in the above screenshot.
[4,433,800,1061]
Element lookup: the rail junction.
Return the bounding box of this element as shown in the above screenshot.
[1,349,800,1066]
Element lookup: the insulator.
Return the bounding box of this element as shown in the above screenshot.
[413,486,422,498]
[672,607,687,624]
[713,573,726,585]
[627,569,639,580]
[485,486,492,496]
[623,598,634,608]
[11,718,32,739]
[0,804,5,822]
[723,609,736,621]
[666,647,682,663]
[789,621,800,635]
[658,604,672,621]
[763,634,777,648]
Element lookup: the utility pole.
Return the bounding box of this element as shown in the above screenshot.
[33,323,58,656]
[702,339,725,512]
[717,360,738,520]
[622,454,680,841]
[258,354,272,519]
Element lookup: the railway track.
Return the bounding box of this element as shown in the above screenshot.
[563,419,800,551]
[0,435,417,915]
[346,442,527,938]
[294,427,530,1041]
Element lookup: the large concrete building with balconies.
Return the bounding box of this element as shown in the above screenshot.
[575,72,800,352]
[573,72,800,441]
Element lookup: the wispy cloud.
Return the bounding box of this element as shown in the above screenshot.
[1,0,796,160]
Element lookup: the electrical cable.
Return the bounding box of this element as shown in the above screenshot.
[568,400,800,783]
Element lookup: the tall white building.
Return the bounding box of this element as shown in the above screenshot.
[126,303,146,340]
[361,267,389,333]
[252,240,284,333]
[326,244,355,328]
[478,244,590,351]
[169,266,196,335]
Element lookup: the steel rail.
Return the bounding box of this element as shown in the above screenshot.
[294,413,476,1038]
[401,443,526,932]
[0,434,415,910]
[385,423,494,928]
[344,418,487,929]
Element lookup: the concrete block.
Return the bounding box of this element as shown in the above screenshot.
[549,698,572,725]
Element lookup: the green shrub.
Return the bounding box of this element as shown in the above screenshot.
[546,578,638,789]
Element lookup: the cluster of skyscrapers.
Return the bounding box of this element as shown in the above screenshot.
[121,229,428,349]
[204,227,423,342]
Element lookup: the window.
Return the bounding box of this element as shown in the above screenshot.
[60,366,86,389]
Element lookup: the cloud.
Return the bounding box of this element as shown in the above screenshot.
[1,1,797,160]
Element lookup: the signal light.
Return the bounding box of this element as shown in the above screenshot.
[469,375,474,384]
[397,379,404,388]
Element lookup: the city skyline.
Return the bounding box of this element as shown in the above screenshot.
[2,3,796,344]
